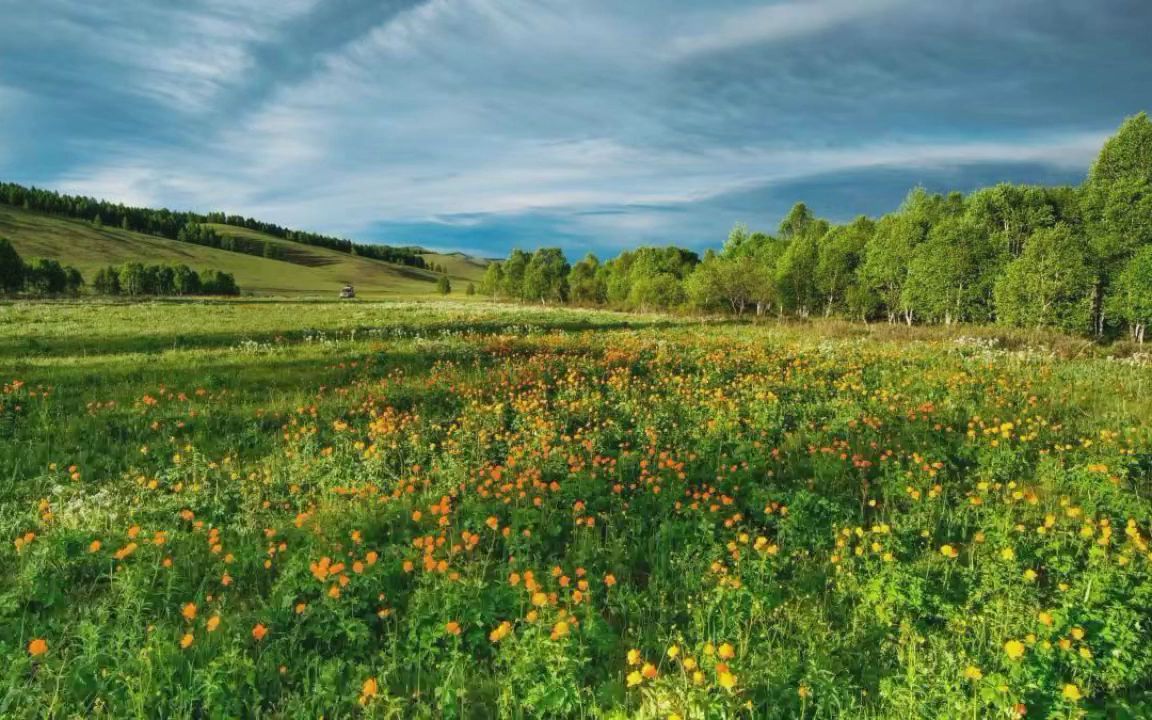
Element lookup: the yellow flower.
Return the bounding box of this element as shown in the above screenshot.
[550,620,570,640]
[626,670,643,687]
[667,644,680,659]
[963,665,983,681]
[718,642,735,659]
[1004,639,1026,660]
[1037,611,1053,626]
[627,648,642,665]
[718,671,737,691]
[939,544,958,559]
[1062,683,1082,702]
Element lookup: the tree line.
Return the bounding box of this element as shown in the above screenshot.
[0,182,427,269]
[480,113,1152,343]
[0,238,84,295]
[91,263,239,296]
[0,237,241,297]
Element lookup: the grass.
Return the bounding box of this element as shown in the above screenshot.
[0,206,488,298]
[2,300,1151,718]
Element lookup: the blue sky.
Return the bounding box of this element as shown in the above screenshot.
[1,0,1149,257]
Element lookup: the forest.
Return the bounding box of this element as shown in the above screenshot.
[0,183,427,269]
[481,113,1152,342]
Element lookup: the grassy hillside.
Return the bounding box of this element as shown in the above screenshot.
[0,205,488,297]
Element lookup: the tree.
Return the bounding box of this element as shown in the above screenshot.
[902,217,998,325]
[172,265,201,295]
[523,248,570,303]
[93,266,121,295]
[466,282,476,296]
[1082,113,1152,334]
[860,214,924,324]
[687,250,763,315]
[1108,246,1152,342]
[201,270,239,296]
[480,262,505,299]
[25,258,69,295]
[775,224,824,317]
[568,253,606,305]
[64,267,84,295]
[0,236,24,292]
[436,274,452,295]
[815,217,873,317]
[119,263,147,296]
[993,225,1095,333]
[501,250,530,300]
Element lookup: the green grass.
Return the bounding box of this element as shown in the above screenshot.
[0,206,487,298]
[2,301,1151,718]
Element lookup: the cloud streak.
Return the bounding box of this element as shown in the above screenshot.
[0,0,1148,256]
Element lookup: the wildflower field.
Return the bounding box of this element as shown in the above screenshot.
[2,300,1151,719]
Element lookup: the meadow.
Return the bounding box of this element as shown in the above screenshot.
[2,299,1151,719]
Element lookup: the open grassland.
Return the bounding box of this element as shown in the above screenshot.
[2,300,1151,719]
[0,207,486,298]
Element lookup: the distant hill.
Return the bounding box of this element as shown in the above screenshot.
[0,205,490,297]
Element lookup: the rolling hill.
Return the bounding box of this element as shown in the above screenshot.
[0,205,489,298]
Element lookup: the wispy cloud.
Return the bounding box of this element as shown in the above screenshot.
[666,0,911,58]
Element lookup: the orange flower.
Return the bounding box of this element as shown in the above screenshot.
[360,677,378,705]
[445,621,461,636]
[181,603,197,622]
[27,638,48,657]
[252,624,268,641]
[604,573,616,587]
[206,615,221,632]
[180,633,194,649]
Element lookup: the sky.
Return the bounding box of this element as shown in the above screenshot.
[1,0,1150,258]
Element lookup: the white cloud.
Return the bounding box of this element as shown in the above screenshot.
[667,0,911,58]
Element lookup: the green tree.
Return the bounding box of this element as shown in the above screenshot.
[172,265,201,295]
[993,225,1095,332]
[64,267,84,295]
[501,250,530,300]
[860,214,924,324]
[466,282,476,297]
[480,262,505,299]
[1082,113,1152,334]
[25,258,69,295]
[0,236,24,292]
[902,217,997,325]
[523,248,570,303]
[775,223,825,317]
[92,266,121,295]
[1107,246,1152,343]
[568,253,606,305]
[436,274,452,295]
[815,216,873,317]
